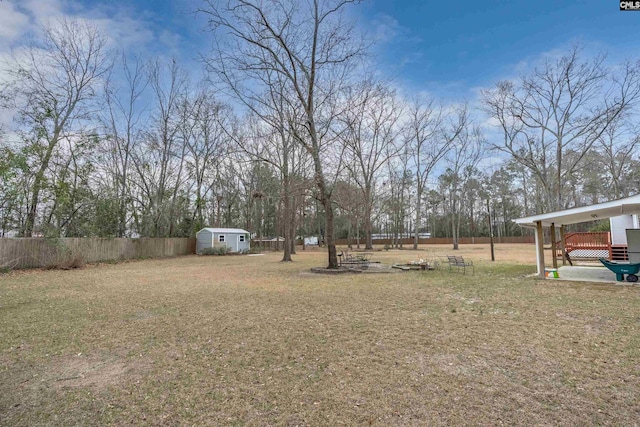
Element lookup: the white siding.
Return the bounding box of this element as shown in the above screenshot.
[610,215,635,245]
[196,228,251,253]
[196,229,214,254]
[627,229,640,263]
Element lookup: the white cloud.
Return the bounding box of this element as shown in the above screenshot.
[369,13,423,45]
[398,51,424,68]
[0,1,30,42]
[371,14,401,43]
[158,29,183,54]
[4,0,179,56]
[0,1,191,72]
[513,59,529,74]
[21,0,65,24]
[87,15,156,50]
[0,1,163,133]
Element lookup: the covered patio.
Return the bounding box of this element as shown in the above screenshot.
[555,265,618,283]
[514,194,640,279]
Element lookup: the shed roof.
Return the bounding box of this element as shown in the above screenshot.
[198,227,250,234]
[514,194,640,228]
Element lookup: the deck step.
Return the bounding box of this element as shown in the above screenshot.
[611,245,628,261]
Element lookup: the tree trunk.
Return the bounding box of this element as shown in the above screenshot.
[24,139,57,237]
[289,201,297,255]
[301,204,306,251]
[347,213,352,249]
[281,182,292,262]
[452,198,459,250]
[312,162,337,267]
[414,179,421,250]
[310,141,337,267]
[364,194,373,250]
[324,195,338,268]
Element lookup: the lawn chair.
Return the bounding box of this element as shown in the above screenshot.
[447,255,474,275]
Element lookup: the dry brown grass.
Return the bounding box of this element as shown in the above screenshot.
[1,243,640,426]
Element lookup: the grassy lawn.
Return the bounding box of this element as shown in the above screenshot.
[1,244,639,425]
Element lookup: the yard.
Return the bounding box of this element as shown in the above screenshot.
[1,244,639,425]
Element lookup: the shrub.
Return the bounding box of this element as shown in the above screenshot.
[215,246,230,255]
[0,258,20,274]
[200,247,215,255]
[62,252,86,270]
[45,251,85,270]
[201,246,230,256]
[41,238,85,270]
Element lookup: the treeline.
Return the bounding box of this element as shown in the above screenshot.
[1,2,640,267]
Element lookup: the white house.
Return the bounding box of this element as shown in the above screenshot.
[610,215,639,245]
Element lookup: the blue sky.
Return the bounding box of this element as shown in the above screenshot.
[361,0,640,99]
[1,0,639,102]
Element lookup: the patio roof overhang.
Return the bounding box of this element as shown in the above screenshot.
[514,194,640,228]
[513,194,640,278]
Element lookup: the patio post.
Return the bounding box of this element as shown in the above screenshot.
[535,220,545,278]
[560,225,566,266]
[550,223,558,269]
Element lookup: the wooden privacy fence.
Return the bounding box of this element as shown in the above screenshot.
[0,238,196,270]
[252,239,285,250]
[335,236,535,246]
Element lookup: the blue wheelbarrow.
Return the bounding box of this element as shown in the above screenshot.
[599,258,640,282]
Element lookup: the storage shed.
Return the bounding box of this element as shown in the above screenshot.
[196,228,251,254]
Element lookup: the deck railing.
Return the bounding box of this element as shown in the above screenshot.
[564,232,612,259]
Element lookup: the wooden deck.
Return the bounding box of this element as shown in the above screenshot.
[562,232,614,260]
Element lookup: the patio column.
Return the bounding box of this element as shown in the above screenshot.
[535,220,545,278]
[560,225,566,266]
[550,223,558,269]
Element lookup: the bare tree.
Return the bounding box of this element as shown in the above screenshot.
[2,19,110,236]
[341,79,403,249]
[200,0,365,268]
[133,59,188,236]
[405,98,458,249]
[381,142,414,247]
[240,115,298,261]
[222,66,307,262]
[597,119,640,199]
[482,46,640,211]
[101,54,149,237]
[182,88,231,229]
[439,109,484,250]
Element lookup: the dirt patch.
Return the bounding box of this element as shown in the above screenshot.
[309,263,397,275]
[310,266,361,274]
[43,353,132,391]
